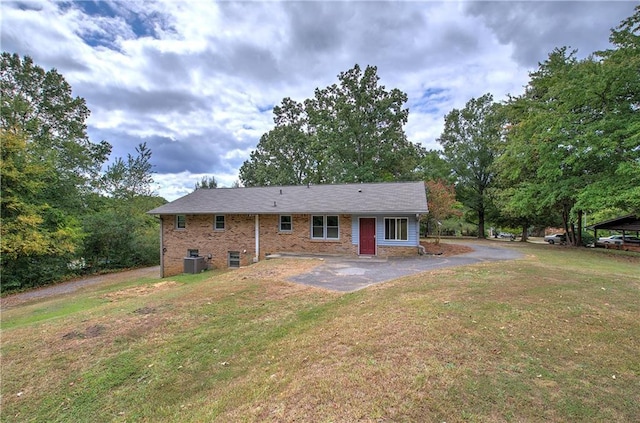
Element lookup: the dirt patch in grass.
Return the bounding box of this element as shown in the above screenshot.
[62,324,106,340]
[239,258,323,280]
[420,240,474,256]
[102,281,181,301]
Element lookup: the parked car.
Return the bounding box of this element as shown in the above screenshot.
[498,232,515,240]
[544,233,566,244]
[597,235,640,245]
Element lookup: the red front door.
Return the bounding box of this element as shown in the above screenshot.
[359,218,376,255]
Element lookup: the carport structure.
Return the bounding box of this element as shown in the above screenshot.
[589,214,640,250]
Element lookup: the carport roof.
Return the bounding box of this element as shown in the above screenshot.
[588,214,640,232]
[147,181,429,215]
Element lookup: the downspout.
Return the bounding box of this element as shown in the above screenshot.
[254,214,260,263]
[159,216,165,278]
[417,213,426,255]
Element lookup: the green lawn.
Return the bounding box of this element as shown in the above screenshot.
[1,242,639,422]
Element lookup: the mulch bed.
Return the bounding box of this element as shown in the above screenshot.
[420,241,474,256]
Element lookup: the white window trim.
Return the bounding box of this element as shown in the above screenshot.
[176,214,186,230]
[311,215,340,240]
[279,215,293,232]
[384,217,409,241]
[214,214,225,231]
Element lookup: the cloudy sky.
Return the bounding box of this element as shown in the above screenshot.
[2,1,636,200]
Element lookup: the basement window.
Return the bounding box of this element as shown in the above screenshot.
[228,251,240,268]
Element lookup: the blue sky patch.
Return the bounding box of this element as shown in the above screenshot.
[257,104,274,113]
[71,1,172,49]
[411,87,449,114]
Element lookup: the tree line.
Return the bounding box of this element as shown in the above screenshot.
[1,53,164,292]
[240,7,640,246]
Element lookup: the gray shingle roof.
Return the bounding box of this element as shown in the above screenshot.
[147,181,428,215]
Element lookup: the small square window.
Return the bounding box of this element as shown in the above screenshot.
[215,215,225,230]
[280,215,292,232]
[228,251,240,268]
[176,215,186,229]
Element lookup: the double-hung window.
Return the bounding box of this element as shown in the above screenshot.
[311,215,339,240]
[214,215,225,230]
[176,215,186,229]
[384,217,408,241]
[279,215,292,232]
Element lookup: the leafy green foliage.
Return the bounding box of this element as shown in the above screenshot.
[497,7,640,244]
[240,106,321,186]
[240,64,423,186]
[437,93,504,238]
[101,142,154,199]
[416,150,453,182]
[81,195,165,271]
[0,131,83,290]
[438,7,640,241]
[1,53,111,206]
[1,54,162,292]
[194,175,218,190]
[423,180,461,244]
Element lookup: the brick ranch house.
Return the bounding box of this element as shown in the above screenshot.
[147,181,428,277]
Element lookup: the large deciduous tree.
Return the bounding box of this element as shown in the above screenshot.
[498,6,640,245]
[1,53,162,291]
[437,93,504,238]
[574,7,640,215]
[1,53,111,207]
[239,98,323,186]
[1,130,83,290]
[1,53,111,289]
[240,64,423,186]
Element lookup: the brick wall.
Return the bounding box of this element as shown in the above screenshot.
[161,214,256,276]
[258,214,356,257]
[377,245,420,257]
[160,213,413,277]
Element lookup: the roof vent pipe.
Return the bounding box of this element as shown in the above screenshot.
[280,189,282,195]
[273,201,277,207]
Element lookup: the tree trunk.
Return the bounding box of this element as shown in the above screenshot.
[521,223,528,242]
[576,209,583,247]
[562,205,571,246]
[478,209,486,239]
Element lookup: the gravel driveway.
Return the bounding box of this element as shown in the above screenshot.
[1,266,160,309]
[289,242,523,292]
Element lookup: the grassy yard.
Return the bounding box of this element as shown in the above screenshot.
[1,242,639,422]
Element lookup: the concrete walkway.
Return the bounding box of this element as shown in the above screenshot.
[289,242,523,292]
